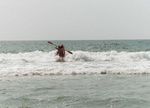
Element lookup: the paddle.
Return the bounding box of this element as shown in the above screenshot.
[48,41,73,54]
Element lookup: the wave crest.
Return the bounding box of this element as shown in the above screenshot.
[0,50,150,76]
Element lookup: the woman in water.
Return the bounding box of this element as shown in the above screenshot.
[56,44,65,61]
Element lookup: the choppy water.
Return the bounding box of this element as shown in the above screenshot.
[0,75,150,108]
[1,40,150,53]
[0,40,150,76]
[1,40,150,107]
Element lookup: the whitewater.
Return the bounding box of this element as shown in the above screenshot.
[0,50,150,76]
[1,40,150,76]
[1,40,150,108]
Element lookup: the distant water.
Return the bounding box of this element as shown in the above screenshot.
[0,40,150,76]
[1,40,150,108]
[1,40,150,53]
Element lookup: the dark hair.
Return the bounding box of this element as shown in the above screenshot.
[60,44,64,48]
[58,46,61,49]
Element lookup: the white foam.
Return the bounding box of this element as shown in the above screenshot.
[0,50,150,76]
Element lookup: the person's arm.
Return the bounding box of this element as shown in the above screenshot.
[63,48,65,57]
[56,50,58,55]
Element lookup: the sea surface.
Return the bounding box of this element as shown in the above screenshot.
[0,40,150,107]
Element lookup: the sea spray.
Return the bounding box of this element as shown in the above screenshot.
[0,50,150,76]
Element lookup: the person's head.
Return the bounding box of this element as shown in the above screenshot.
[60,44,64,48]
[58,46,61,49]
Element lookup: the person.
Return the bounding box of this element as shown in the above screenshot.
[60,44,65,57]
[56,45,65,61]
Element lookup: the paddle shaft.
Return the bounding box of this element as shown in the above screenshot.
[48,41,73,54]
[48,41,57,47]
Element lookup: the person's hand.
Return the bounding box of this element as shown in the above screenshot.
[55,47,58,49]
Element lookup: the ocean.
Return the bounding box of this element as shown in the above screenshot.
[0,40,150,108]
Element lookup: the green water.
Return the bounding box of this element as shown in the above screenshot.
[0,75,150,108]
[1,40,150,53]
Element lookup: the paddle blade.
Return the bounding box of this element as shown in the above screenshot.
[48,41,57,47]
[48,41,53,44]
[67,50,73,54]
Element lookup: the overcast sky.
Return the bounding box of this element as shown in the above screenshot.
[0,0,150,40]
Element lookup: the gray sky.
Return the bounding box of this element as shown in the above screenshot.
[0,0,150,40]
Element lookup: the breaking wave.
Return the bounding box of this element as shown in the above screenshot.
[0,50,150,76]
